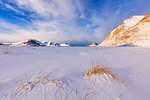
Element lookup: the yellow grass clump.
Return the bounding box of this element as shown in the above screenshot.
[3,51,9,54]
[3,48,9,54]
[86,64,127,86]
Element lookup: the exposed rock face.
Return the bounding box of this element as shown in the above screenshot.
[99,12,150,47]
[89,42,98,46]
[0,43,3,46]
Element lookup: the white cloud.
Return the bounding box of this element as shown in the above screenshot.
[76,0,85,19]
[11,0,76,20]
[0,19,95,43]
[5,4,22,14]
[0,20,67,42]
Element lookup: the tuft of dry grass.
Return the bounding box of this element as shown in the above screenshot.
[3,48,9,54]
[3,50,9,54]
[86,64,127,87]
[3,51,9,54]
[10,70,71,100]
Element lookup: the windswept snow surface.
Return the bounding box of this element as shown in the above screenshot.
[0,47,150,100]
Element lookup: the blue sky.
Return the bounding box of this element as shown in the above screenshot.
[0,0,150,45]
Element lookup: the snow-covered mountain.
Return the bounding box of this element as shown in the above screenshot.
[12,39,45,46]
[0,42,11,46]
[43,41,61,47]
[1,39,71,47]
[99,12,150,47]
[43,41,70,47]
[60,43,70,47]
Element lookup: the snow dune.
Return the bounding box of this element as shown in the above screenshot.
[0,47,150,100]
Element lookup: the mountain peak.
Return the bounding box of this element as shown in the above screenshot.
[89,42,98,46]
[99,12,150,47]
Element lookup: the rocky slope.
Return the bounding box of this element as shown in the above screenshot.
[99,12,150,47]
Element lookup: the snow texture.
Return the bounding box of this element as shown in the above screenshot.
[0,46,150,100]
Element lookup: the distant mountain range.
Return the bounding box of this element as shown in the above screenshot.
[99,12,150,47]
[0,39,70,47]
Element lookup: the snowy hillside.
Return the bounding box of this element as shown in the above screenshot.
[99,13,150,46]
[0,46,150,100]
[0,39,71,47]
[12,39,45,46]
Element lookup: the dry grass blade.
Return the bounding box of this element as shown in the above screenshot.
[11,75,33,100]
[44,76,70,100]
[83,91,96,100]
[82,82,96,100]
